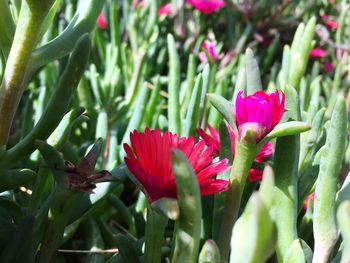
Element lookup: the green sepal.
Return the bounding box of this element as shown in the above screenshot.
[151,197,179,220]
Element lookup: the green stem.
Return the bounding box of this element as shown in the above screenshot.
[37,190,79,263]
[217,140,257,262]
[0,0,15,58]
[145,207,168,263]
[0,0,53,147]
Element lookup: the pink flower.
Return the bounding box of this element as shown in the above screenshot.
[158,3,173,16]
[309,48,327,59]
[235,90,285,143]
[199,40,218,63]
[321,15,338,31]
[197,124,273,182]
[96,12,107,30]
[186,0,225,14]
[324,63,334,73]
[124,129,230,203]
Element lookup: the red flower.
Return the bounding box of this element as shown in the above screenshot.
[186,0,225,14]
[235,90,285,143]
[158,3,173,16]
[197,124,273,182]
[309,48,327,59]
[124,129,230,203]
[96,12,107,30]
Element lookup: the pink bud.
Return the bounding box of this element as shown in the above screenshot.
[199,40,218,63]
[321,15,338,30]
[235,90,285,143]
[309,48,327,59]
[303,192,315,211]
[97,12,107,30]
[324,62,334,73]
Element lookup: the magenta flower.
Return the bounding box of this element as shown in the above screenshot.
[124,129,230,203]
[199,40,218,63]
[235,90,285,143]
[96,12,107,30]
[309,48,327,59]
[321,15,338,31]
[197,124,273,182]
[324,62,334,73]
[158,3,173,16]
[186,0,225,14]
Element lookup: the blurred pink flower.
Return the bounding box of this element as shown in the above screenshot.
[186,0,225,14]
[235,90,285,143]
[131,0,146,9]
[158,3,173,16]
[197,124,273,182]
[309,48,327,59]
[97,12,107,30]
[199,40,218,63]
[324,63,334,73]
[321,15,338,31]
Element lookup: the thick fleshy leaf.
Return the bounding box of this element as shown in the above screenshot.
[230,193,276,263]
[337,201,350,263]
[284,241,305,263]
[245,48,262,94]
[207,93,238,136]
[199,239,220,263]
[262,121,311,145]
[171,149,202,263]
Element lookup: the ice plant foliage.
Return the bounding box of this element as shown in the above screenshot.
[96,12,107,30]
[186,0,225,14]
[124,129,230,203]
[197,125,273,181]
[199,40,218,63]
[235,90,285,143]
